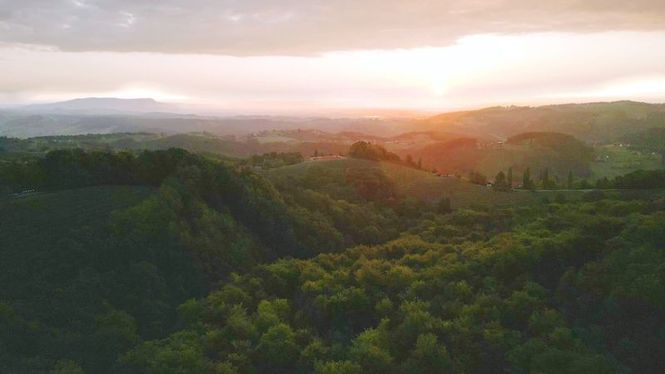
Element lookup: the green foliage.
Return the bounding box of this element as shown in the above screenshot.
[256,323,300,370]
[436,196,452,214]
[493,170,510,191]
[0,185,208,373]
[541,167,557,189]
[522,167,535,190]
[345,167,397,201]
[2,146,664,373]
[469,171,488,185]
[247,151,303,169]
[612,169,665,189]
[348,141,401,162]
[315,360,363,374]
[50,360,84,374]
[0,148,403,372]
[622,127,665,153]
[127,196,664,373]
[268,157,583,209]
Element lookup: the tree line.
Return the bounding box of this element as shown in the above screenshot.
[464,167,665,191]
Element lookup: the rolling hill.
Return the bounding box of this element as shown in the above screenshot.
[267,158,587,208]
[403,132,595,180]
[1,146,664,373]
[419,101,665,143]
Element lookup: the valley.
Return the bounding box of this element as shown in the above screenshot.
[1,100,664,373]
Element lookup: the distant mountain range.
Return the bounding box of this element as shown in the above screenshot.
[2,98,665,143]
[0,98,408,138]
[20,97,179,115]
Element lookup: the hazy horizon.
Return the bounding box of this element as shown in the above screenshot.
[7,95,665,119]
[1,1,665,114]
[2,4,665,373]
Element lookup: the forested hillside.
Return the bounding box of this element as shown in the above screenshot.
[4,0,665,370]
[421,101,665,143]
[0,149,401,372]
[124,198,665,373]
[1,146,664,373]
[622,127,665,153]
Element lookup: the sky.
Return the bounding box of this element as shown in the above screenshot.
[1,0,665,114]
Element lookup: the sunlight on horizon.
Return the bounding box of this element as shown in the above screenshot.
[2,32,665,112]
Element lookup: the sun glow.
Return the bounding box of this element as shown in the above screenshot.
[431,77,448,96]
[322,34,529,101]
[3,32,665,110]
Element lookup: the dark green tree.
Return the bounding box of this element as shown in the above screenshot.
[542,168,551,189]
[493,171,510,191]
[522,168,534,190]
[469,171,488,185]
[256,324,300,371]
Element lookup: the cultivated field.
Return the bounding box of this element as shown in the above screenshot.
[591,145,662,179]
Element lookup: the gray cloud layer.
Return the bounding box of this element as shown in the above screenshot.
[1,0,664,55]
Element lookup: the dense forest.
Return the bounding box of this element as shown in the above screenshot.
[125,198,665,374]
[1,146,664,373]
[3,0,665,370]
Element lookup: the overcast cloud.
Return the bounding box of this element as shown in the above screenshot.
[1,1,664,111]
[1,0,665,55]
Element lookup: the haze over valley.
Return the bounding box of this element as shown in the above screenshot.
[1,1,665,373]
